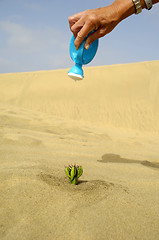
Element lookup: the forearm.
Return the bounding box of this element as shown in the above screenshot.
[113,0,159,22]
[152,0,159,4]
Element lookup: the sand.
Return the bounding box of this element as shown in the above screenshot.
[0,60,159,240]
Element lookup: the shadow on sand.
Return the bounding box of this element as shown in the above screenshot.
[98,153,159,169]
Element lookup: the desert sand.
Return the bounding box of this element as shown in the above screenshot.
[0,60,159,240]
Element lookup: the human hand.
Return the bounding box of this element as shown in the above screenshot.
[68,5,121,50]
[68,0,135,50]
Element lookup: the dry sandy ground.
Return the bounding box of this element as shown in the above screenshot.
[0,61,159,240]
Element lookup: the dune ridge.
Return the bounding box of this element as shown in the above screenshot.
[0,60,159,132]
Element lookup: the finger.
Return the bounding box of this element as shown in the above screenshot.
[74,21,95,50]
[85,28,106,49]
[70,22,83,39]
[68,14,84,39]
[68,12,84,29]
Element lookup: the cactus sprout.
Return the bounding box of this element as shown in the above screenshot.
[65,165,83,185]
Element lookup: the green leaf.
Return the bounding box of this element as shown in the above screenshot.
[65,167,71,179]
[70,166,77,181]
[71,177,78,185]
[77,166,83,178]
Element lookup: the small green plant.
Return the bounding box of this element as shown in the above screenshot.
[65,165,83,185]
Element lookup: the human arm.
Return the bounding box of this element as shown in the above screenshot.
[68,0,159,50]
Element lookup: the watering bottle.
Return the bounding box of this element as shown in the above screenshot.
[68,33,99,81]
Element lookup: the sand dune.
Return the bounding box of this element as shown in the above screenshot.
[0,61,159,240]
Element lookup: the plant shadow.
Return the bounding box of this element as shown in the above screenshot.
[77,180,88,185]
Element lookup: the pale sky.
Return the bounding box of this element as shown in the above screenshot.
[0,0,159,73]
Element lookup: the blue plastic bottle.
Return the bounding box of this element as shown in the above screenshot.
[68,34,99,81]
